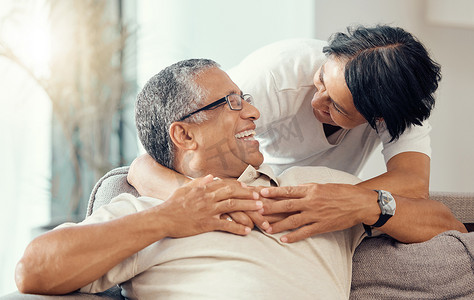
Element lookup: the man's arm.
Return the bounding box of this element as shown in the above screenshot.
[15,176,263,295]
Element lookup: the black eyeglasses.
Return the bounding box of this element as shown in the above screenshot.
[178,93,253,121]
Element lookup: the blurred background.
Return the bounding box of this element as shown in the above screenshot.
[0,0,473,295]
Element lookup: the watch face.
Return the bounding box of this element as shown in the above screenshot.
[381,194,391,205]
[379,190,396,215]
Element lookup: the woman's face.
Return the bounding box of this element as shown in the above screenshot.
[311,57,366,129]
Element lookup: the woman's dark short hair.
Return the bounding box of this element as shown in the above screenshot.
[323,25,441,141]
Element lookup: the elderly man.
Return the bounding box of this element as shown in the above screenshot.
[15,59,464,299]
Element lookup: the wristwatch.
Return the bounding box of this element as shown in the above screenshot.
[363,190,396,236]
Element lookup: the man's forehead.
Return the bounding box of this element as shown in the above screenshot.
[197,67,241,103]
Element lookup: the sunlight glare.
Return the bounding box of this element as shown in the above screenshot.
[2,0,52,79]
[26,16,51,78]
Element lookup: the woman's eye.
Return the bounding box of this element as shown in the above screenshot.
[332,103,342,113]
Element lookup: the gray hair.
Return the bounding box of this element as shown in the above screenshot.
[135,59,220,169]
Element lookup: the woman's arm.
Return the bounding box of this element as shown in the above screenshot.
[356,152,430,198]
[127,153,190,199]
[260,183,466,244]
[259,152,466,243]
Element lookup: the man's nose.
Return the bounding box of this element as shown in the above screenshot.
[241,101,260,120]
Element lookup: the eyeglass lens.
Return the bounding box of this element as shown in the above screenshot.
[228,94,253,110]
[227,94,241,109]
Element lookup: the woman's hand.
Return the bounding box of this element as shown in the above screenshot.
[260,183,378,243]
[221,185,291,232]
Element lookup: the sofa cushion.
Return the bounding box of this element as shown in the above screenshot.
[350,231,474,299]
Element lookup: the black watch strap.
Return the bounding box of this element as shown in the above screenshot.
[363,190,394,236]
[363,223,373,236]
[364,213,393,236]
[372,213,392,228]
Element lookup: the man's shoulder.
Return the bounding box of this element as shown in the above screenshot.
[91,194,164,220]
[277,166,362,186]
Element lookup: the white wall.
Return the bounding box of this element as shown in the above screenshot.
[137,0,316,85]
[312,0,474,192]
[424,25,474,192]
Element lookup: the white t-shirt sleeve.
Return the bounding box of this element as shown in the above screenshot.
[378,120,432,164]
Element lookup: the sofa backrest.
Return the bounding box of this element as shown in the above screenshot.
[87,166,139,217]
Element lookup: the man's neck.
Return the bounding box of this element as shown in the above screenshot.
[175,151,254,179]
[177,166,242,180]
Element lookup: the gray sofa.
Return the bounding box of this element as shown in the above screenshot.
[3,166,474,299]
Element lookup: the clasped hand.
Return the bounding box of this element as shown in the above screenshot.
[209,182,371,243]
[163,178,374,243]
[157,175,264,238]
[259,183,375,243]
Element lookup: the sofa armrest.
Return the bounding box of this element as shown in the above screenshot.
[429,191,474,231]
[0,287,123,300]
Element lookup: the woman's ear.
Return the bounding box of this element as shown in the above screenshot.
[169,122,197,150]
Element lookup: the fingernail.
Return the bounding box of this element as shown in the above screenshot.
[203,175,214,183]
[256,201,263,208]
[281,236,288,243]
[261,221,269,229]
[261,188,269,196]
[245,227,251,234]
[257,208,264,214]
[241,182,248,188]
[266,226,272,233]
[253,192,259,199]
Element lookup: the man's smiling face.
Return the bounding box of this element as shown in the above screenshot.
[192,67,264,178]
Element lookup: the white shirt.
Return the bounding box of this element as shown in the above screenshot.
[228,38,432,175]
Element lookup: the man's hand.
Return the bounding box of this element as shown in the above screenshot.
[220,185,290,232]
[260,183,377,243]
[156,175,265,237]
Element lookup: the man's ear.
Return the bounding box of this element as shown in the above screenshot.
[169,122,197,150]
